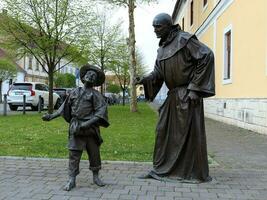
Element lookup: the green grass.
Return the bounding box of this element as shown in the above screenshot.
[0,103,157,161]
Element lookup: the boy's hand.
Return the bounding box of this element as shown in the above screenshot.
[42,114,52,121]
[80,117,99,130]
[80,122,92,130]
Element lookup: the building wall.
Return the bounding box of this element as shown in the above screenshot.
[1,55,79,97]
[21,56,78,84]
[172,0,267,134]
[198,25,214,50]
[204,98,267,134]
[215,0,267,98]
[198,0,216,25]
[175,0,267,98]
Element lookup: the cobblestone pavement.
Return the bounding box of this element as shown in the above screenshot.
[206,118,267,170]
[0,157,266,200]
[1,112,267,199]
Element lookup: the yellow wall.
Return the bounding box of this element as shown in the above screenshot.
[215,0,267,98]
[186,0,219,33]
[198,0,215,25]
[187,0,197,33]
[176,0,267,98]
[198,25,214,51]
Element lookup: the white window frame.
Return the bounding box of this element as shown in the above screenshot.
[222,24,233,85]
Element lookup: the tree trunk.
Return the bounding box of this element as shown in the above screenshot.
[48,69,54,114]
[128,0,137,112]
[100,57,104,94]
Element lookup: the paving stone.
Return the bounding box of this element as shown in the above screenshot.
[155,196,174,200]
[137,195,156,200]
[164,191,182,197]
[50,195,70,200]
[141,185,158,191]
[69,197,88,200]
[30,194,53,199]
[119,194,138,200]
[101,193,121,199]
[182,192,200,198]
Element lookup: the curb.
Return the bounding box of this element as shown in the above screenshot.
[0,156,219,167]
[0,156,152,165]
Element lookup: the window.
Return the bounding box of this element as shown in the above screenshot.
[43,85,49,91]
[224,29,232,82]
[190,0,194,26]
[42,61,46,72]
[35,84,42,90]
[23,57,26,69]
[12,83,32,91]
[36,61,39,71]
[203,0,207,7]
[28,55,33,70]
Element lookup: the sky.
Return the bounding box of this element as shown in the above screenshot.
[115,0,177,72]
[135,0,177,71]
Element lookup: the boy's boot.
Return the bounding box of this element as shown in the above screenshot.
[63,176,76,191]
[93,170,105,187]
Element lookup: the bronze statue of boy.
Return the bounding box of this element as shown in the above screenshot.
[42,64,109,191]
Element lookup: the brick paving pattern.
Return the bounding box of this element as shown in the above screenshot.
[0,158,266,200]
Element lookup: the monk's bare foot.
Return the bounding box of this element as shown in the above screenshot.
[63,177,76,191]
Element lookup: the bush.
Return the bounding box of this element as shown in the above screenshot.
[54,73,76,88]
[106,84,121,94]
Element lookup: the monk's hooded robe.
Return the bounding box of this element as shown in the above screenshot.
[143,25,215,183]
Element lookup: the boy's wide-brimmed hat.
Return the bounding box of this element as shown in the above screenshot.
[80,64,105,86]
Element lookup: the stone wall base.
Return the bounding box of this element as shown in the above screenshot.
[204,98,267,135]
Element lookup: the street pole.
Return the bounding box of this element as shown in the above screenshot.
[23,95,26,115]
[3,94,7,116]
[38,95,42,113]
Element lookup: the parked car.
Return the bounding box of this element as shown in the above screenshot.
[7,82,60,111]
[137,94,146,102]
[104,92,120,105]
[53,88,73,106]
